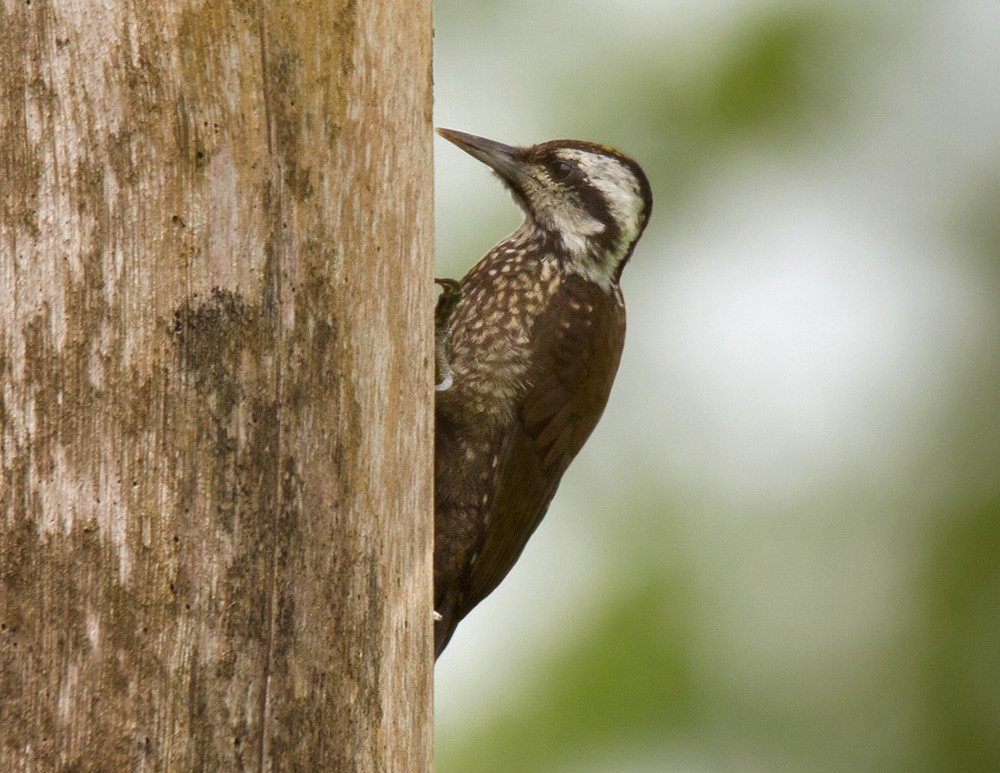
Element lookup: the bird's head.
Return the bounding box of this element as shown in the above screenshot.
[438,128,652,287]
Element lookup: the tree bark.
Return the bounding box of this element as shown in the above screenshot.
[0,0,433,769]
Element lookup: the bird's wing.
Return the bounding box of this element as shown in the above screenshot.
[461,276,626,616]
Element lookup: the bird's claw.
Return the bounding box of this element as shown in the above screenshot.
[434,278,463,391]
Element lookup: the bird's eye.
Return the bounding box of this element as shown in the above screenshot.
[550,159,575,182]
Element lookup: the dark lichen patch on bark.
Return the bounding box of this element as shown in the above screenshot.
[261,0,358,201]
[269,49,315,202]
[0,514,160,767]
[172,287,268,417]
[0,2,50,237]
[169,285,286,557]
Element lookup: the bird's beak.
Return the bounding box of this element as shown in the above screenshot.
[437,128,526,187]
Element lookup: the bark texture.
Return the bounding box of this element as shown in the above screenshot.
[0,0,433,769]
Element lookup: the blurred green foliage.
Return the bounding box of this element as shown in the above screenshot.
[437,580,697,771]
[434,2,1000,771]
[921,501,1000,771]
[557,7,861,211]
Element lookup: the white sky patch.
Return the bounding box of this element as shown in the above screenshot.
[625,160,987,507]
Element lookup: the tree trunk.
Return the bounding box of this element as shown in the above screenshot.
[0,1,433,769]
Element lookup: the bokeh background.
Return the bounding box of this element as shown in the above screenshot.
[432,1,1000,770]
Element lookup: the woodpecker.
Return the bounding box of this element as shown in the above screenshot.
[434,128,652,658]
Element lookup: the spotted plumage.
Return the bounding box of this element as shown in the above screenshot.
[434,129,652,657]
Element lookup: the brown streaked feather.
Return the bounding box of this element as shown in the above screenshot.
[461,275,625,616]
[433,415,498,649]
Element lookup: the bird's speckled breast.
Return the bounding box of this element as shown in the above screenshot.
[440,231,563,427]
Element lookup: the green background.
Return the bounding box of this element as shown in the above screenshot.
[433,2,1000,770]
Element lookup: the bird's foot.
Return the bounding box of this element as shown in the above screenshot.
[434,278,462,392]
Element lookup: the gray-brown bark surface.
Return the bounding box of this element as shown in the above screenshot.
[0,1,433,769]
